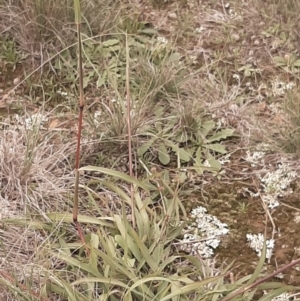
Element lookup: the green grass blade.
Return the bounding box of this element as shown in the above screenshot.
[127,225,158,272]
[258,287,295,301]
[47,213,114,227]
[160,276,223,301]
[80,166,149,190]
[73,0,81,24]
[72,277,128,289]
[51,250,101,277]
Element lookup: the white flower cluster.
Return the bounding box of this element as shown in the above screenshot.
[93,111,102,126]
[259,164,296,209]
[245,145,296,209]
[180,206,229,258]
[271,79,295,96]
[14,113,48,131]
[259,164,297,209]
[260,164,296,195]
[245,150,265,167]
[260,194,279,210]
[267,292,295,301]
[246,233,274,260]
[152,36,168,52]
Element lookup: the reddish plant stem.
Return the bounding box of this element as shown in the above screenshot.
[221,257,300,301]
[0,271,51,301]
[72,19,88,255]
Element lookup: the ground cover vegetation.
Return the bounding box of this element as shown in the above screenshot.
[1,0,300,300]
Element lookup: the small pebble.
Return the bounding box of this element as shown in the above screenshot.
[168,12,177,20]
[13,77,20,86]
[232,34,240,42]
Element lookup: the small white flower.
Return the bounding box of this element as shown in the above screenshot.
[203,160,211,167]
[157,36,168,45]
[195,26,205,34]
[246,233,274,260]
[271,79,295,96]
[245,150,265,166]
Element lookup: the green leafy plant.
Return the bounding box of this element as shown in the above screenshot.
[0,35,23,70]
[238,64,261,77]
[138,117,234,173]
[273,54,300,73]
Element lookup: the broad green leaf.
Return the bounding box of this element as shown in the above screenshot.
[273,56,286,66]
[92,247,136,280]
[140,28,157,35]
[134,191,150,238]
[57,279,89,301]
[58,237,71,256]
[72,277,128,289]
[195,146,202,161]
[293,59,300,67]
[169,142,190,162]
[167,52,181,63]
[204,143,227,154]
[238,64,252,72]
[128,225,159,272]
[137,144,149,157]
[178,148,190,162]
[137,137,156,157]
[114,215,143,261]
[73,0,81,23]
[208,129,234,143]
[89,233,99,269]
[102,39,119,47]
[178,171,187,183]
[245,69,251,76]
[157,255,181,272]
[156,281,171,300]
[175,132,188,143]
[201,120,215,136]
[171,277,182,301]
[158,143,170,165]
[152,243,164,263]
[97,74,106,88]
[3,218,53,230]
[79,166,148,190]
[127,277,173,295]
[51,251,101,277]
[46,213,114,227]
[207,157,222,171]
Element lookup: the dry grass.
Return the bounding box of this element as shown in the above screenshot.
[0,0,123,66]
[1,0,300,300]
[0,120,75,216]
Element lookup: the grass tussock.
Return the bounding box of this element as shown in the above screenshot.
[0,114,75,217]
[0,0,121,57]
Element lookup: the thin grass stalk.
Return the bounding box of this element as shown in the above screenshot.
[73,0,86,248]
[125,33,136,228]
